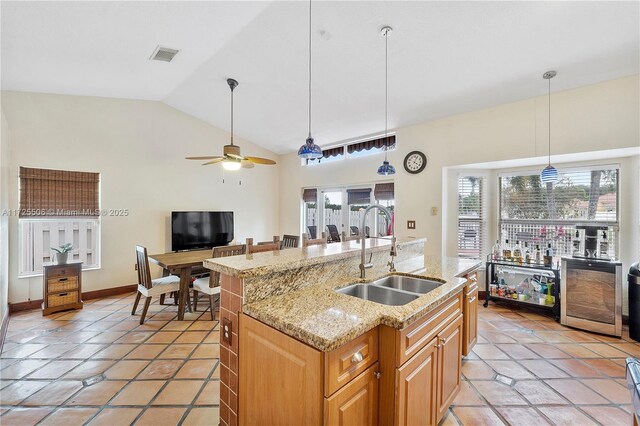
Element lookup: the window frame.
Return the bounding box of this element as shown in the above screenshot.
[457,173,487,260]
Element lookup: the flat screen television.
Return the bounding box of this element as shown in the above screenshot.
[171,211,234,252]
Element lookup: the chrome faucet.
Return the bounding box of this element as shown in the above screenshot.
[359,204,397,279]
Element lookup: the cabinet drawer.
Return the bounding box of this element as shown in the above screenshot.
[47,266,79,279]
[47,276,78,293]
[48,291,79,308]
[324,328,378,397]
[397,292,462,366]
[324,362,379,426]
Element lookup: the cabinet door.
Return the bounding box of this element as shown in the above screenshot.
[325,363,379,426]
[395,337,438,426]
[463,284,478,356]
[436,315,462,423]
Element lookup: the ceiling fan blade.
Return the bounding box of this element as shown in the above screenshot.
[245,156,277,165]
[186,156,222,160]
[241,160,255,169]
[227,153,245,160]
[202,158,225,165]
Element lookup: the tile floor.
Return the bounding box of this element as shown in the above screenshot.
[0,293,220,426]
[0,293,637,425]
[443,301,637,426]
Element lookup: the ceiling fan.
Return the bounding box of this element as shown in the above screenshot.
[186,78,276,170]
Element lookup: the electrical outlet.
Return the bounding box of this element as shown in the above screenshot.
[134,264,138,271]
[222,318,232,344]
[407,220,416,230]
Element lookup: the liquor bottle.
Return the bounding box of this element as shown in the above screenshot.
[535,245,541,264]
[502,239,512,262]
[491,239,501,261]
[513,241,523,264]
[599,231,609,258]
[524,242,532,264]
[572,230,581,256]
[543,243,553,267]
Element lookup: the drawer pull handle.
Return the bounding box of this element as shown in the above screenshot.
[351,351,364,364]
[435,343,441,349]
[58,293,68,296]
[59,278,68,282]
[440,337,447,344]
[373,371,382,379]
[468,296,476,303]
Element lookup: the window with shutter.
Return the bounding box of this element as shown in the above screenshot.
[458,176,485,259]
[498,165,619,258]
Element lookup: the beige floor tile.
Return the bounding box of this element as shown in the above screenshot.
[461,360,495,380]
[451,407,505,426]
[187,321,217,331]
[91,344,137,359]
[495,344,540,359]
[161,321,193,331]
[0,380,50,405]
[145,332,181,344]
[471,344,510,360]
[513,380,569,405]
[87,331,128,344]
[485,360,535,379]
[137,360,184,380]
[439,410,461,426]
[0,360,50,379]
[115,331,154,344]
[609,342,640,357]
[125,344,168,360]
[580,406,633,426]
[194,380,220,405]
[451,381,485,406]
[497,407,551,426]
[525,343,571,359]
[39,407,99,425]
[27,360,83,379]
[175,331,208,344]
[553,359,604,378]
[60,343,107,359]
[518,359,569,379]
[175,359,217,379]
[103,360,150,379]
[152,380,205,405]
[479,331,518,344]
[537,407,598,426]
[64,360,116,379]
[191,344,220,359]
[109,380,166,406]
[582,358,627,378]
[202,330,220,343]
[182,407,220,426]
[1,344,48,358]
[471,380,528,405]
[135,407,187,426]
[86,408,142,426]
[581,378,632,404]
[0,407,53,426]
[544,379,608,404]
[65,380,127,406]
[534,330,575,343]
[581,343,630,358]
[22,380,83,406]
[158,344,197,359]
[27,344,78,359]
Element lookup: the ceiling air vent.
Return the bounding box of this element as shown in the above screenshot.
[150,46,179,62]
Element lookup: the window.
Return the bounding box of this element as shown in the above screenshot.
[302,182,394,240]
[304,146,344,166]
[499,165,619,258]
[19,167,101,277]
[458,176,485,259]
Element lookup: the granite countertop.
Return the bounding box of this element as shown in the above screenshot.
[243,255,482,352]
[204,237,425,278]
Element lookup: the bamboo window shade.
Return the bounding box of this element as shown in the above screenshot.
[19,167,100,217]
[347,188,372,205]
[374,183,394,201]
[346,135,395,154]
[302,188,317,203]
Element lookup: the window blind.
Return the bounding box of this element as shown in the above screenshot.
[458,176,485,259]
[374,183,394,201]
[302,188,317,203]
[19,167,100,217]
[346,188,371,205]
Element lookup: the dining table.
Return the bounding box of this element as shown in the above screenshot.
[147,249,212,321]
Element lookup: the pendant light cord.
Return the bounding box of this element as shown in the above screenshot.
[384,28,389,162]
[547,76,551,166]
[230,85,234,145]
[308,0,312,139]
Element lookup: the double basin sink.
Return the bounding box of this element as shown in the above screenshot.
[336,274,444,306]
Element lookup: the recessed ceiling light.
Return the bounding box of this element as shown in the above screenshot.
[149,45,179,62]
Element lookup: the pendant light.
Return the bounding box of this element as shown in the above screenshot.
[540,70,558,184]
[223,79,242,170]
[297,0,322,159]
[377,26,396,175]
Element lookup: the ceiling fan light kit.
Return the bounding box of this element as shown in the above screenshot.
[185,77,276,171]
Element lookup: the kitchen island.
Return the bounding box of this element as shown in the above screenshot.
[203,237,480,426]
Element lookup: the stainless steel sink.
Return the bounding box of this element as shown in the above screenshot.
[337,284,419,306]
[373,275,443,294]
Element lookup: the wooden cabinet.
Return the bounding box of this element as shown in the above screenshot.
[395,337,438,426]
[42,261,83,316]
[462,272,479,357]
[324,363,379,426]
[436,315,462,422]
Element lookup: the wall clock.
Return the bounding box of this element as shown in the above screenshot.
[403,151,427,174]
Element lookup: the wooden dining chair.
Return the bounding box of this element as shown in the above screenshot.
[341,231,360,242]
[132,245,181,324]
[281,234,300,249]
[302,232,327,247]
[247,237,280,254]
[193,244,246,320]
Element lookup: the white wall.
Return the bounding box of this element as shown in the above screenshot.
[2,91,280,304]
[279,75,640,252]
[0,103,10,324]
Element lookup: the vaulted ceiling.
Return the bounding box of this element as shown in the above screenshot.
[2,1,638,154]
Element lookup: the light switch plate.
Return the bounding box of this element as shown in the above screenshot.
[431,207,438,216]
[407,220,416,230]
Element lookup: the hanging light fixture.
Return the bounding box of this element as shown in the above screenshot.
[377,26,396,175]
[297,0,322,159]
[540,70,558,184]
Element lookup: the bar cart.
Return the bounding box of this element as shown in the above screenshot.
[484,256,561,321]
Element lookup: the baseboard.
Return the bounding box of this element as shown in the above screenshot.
[8,284,137,314]
[0,308,9,354]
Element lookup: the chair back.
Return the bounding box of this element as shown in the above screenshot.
[135,245,153,289]
[341,231,360,242]
[326,225,341,242]
[350,226,360,236]
[208,244,246,288]
[302,232,326,247]
[247,237,280,254]
[281,234,299,249]
[307,225,317,239]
